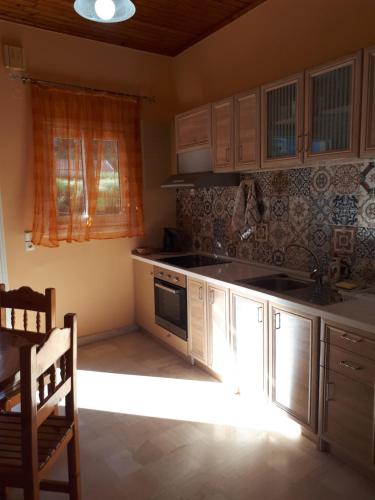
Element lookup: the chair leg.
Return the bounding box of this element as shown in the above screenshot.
[67,437,81,500]
[24,481,39,500]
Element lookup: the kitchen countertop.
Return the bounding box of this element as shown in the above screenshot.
[132,252,375,335]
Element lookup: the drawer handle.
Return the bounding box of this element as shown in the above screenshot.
[340,360,362,371]
[198,286,203,301]
[275,312,281,330]
[257,306,263,324]
[340,333,362,344]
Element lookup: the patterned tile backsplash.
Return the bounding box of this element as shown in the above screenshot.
[176,161,375,283]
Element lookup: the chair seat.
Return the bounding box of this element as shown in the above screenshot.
[0,413,73,473]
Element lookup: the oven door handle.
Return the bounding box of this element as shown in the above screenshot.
[155,283,182,295]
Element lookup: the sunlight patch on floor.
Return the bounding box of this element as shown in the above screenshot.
[74,369,301,439]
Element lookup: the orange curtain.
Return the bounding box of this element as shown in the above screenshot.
[31,83,144,247]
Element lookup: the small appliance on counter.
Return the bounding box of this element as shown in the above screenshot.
[163,228,186,252]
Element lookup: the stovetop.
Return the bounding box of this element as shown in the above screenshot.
[157,254,230,269]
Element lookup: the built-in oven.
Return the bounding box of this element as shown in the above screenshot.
[154,266,187,341]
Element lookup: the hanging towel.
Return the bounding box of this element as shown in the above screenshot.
[231,180,260,235]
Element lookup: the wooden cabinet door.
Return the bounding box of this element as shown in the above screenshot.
[231,292,267,398]
[305,52,361,162]
[234,89,260,171]
[212,98,234,172]
[187,278,207,365]
[207,284,230,377]
[270,305,319,431]
[261,73,304,169]
[361,46,375,157]
[134,260,155,333]
[175,105,211,152]
[320,368,375,465]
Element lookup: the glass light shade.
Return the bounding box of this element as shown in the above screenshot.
[74,0,136,23]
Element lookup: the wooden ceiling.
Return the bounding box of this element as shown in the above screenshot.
[0,0,266,56]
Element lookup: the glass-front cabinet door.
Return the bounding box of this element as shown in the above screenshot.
[304,52,361,161]
[361,46,375,157]
[261,73,304,168]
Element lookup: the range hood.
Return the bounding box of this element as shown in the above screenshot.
[161,148,239,189]
[161,171,240,189]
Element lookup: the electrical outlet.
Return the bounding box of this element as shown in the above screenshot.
[24,230,35,252]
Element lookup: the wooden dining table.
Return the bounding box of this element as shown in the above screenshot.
[0,329,45,397]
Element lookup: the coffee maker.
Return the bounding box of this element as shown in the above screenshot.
[163,228,185,252]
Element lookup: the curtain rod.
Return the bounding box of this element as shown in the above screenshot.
[9,74,156,103]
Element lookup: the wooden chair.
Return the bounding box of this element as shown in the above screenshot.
[0,313,81,500]
[0,285,56,411]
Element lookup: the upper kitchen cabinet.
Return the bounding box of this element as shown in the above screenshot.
[175,105,212,153]
[212,97,234,172]
[304,52,362,162]
[261,73,304,169]
[361,46,375,157]
[234,89,260,171]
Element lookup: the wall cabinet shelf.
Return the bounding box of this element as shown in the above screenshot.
[361,45,375,157]
[304,52,361,162]
[261,73,304,169]
[175,105,211,153]
[212,98,234,172]
[234,89,260,171]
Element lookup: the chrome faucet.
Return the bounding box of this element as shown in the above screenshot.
[284,244,323,293]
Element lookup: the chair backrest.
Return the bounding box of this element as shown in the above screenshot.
[0,284,56,333]
[20,313,77,469]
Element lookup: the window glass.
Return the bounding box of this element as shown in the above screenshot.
[93,140,121,215]
[54,138,86,216]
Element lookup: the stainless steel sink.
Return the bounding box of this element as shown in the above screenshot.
[236,273,344,306]
[237,274,312,292]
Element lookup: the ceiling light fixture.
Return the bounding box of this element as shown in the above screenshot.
[74,0,136,23]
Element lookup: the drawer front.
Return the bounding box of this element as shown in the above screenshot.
[325,344,375,386]
[325,326,375,362]
[321,368,374,465]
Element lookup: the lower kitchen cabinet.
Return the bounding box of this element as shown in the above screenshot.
[207,283,230,378]
[231,291,267,398]
[320,323,375,474]
[187,278,208,365]
[269,304,319,432]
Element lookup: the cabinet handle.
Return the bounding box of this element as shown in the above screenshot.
[340,360,362,371]
[340,333,362,344]
[257,306,263,324]
[275,312,281,330]
[225,147,230,162]
[326,383,334,402]
[239,144,243,161]
[198,286,203,301]
[208,290,215,305]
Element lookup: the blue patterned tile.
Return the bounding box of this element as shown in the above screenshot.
[360,161,375,195]
[288,168,311,196]
[311,166,333,197]
[272,250,285,266]
[332,226,356,256]
[356,227,375,259]
[331,195,358,226]
[358,196,375,228]
[270,196,289,221]
[333,164,360,195]
[271,171,289,195]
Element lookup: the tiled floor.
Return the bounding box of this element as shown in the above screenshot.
[7,331,375,499]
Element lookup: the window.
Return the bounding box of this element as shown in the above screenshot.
[31,84,144,246]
